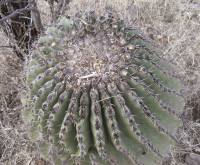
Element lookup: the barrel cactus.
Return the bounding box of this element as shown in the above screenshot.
[22,12,185,165]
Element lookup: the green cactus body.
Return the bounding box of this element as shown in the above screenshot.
[22,12,185,165]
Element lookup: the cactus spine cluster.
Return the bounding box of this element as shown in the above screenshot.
[22,12,185,165]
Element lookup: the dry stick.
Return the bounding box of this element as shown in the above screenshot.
[0,1,43,32]
[0,0,14,6]
[47,0,56,22]
[0,6,34,24]
[55,0,71,19]
[0,0,43,60]
[46,0,71,22]
[28,0,43,32]
[0,20,26,60]
[0,45,12,48]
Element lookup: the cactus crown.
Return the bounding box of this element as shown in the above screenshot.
[23,12,185,165]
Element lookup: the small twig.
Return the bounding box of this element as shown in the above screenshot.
[0,0,13,6]
[55,0,71,19]
[0,45,12,48]
[28,0,43,32]
[79,72,99,79]
[0,0,43,60]
[0,6,34,24]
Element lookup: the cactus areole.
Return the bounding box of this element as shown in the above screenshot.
[22,12,185,165]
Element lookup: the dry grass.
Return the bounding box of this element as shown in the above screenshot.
[0,32,48,165]
[0,0,200,164]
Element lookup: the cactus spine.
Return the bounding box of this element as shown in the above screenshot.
[22,12,185,165]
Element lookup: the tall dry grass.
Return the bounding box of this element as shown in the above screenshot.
[0,0,199,164]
